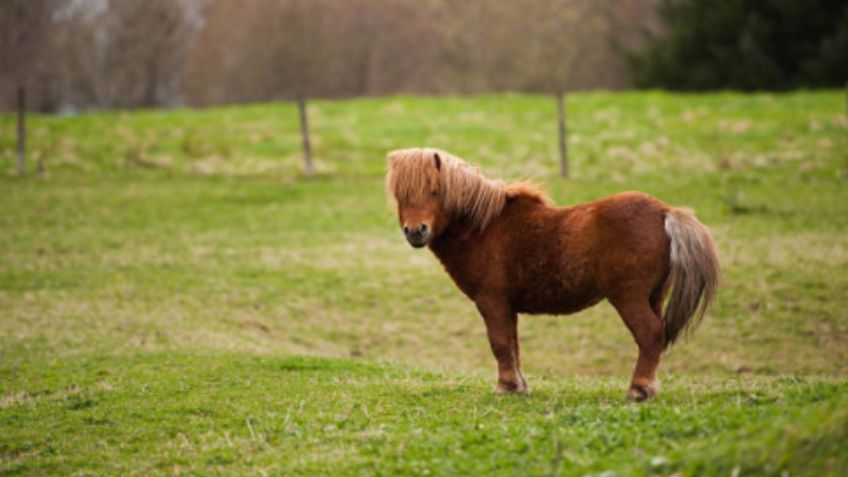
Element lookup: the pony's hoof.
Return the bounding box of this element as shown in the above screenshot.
[626,382,658,402]
[494,381,529,394]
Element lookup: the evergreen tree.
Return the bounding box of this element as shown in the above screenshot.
[626,0,848,90]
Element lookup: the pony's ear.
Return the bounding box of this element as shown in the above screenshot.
[433,152,441,170]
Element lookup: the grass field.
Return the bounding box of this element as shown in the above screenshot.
[1,91,847,475]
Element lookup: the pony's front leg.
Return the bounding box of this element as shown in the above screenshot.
[475,297,528,394]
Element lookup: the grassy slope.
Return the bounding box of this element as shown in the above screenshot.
[1,91,847,475]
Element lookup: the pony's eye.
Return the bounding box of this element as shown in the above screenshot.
[431,190,438,197]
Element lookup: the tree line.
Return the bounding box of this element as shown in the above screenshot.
[5,0,845,113]
[1,0,658,112]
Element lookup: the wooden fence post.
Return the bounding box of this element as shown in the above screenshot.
[556,91,568,178]
[297,96,313,177]
[17,86,26,176]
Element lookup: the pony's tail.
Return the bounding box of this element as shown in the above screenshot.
[661,208,720,348]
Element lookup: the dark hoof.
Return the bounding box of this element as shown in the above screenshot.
[626,381,658,402]
[494,375,529,394]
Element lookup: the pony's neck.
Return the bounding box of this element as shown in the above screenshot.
[429,216,477,254]
[428,199,509,263]
[429,194,549,254]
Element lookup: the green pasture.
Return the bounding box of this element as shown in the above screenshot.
[1,91,846,475]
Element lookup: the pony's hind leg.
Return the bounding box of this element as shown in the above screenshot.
[609,297,664,401]
[475,297,528,394]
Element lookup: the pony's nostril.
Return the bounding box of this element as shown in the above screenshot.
[420,224,429,234]
[403,226,410,235]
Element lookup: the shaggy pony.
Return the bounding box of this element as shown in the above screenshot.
[386,147,719,400]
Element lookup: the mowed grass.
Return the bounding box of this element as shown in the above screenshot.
[1,91,847,475]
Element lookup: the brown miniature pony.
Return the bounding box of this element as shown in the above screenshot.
[386,148,719,401]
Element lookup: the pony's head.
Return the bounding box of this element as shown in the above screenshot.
[386,148,507,248]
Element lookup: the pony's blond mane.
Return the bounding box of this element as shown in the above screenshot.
[386,148,549,230]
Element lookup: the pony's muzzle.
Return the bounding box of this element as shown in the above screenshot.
[403,223,430,248]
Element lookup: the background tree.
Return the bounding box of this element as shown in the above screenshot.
[1,0,203,111]
[0,0,57,112]
[625,0,848,90]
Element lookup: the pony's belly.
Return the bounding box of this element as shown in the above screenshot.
[513,289,603,315]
